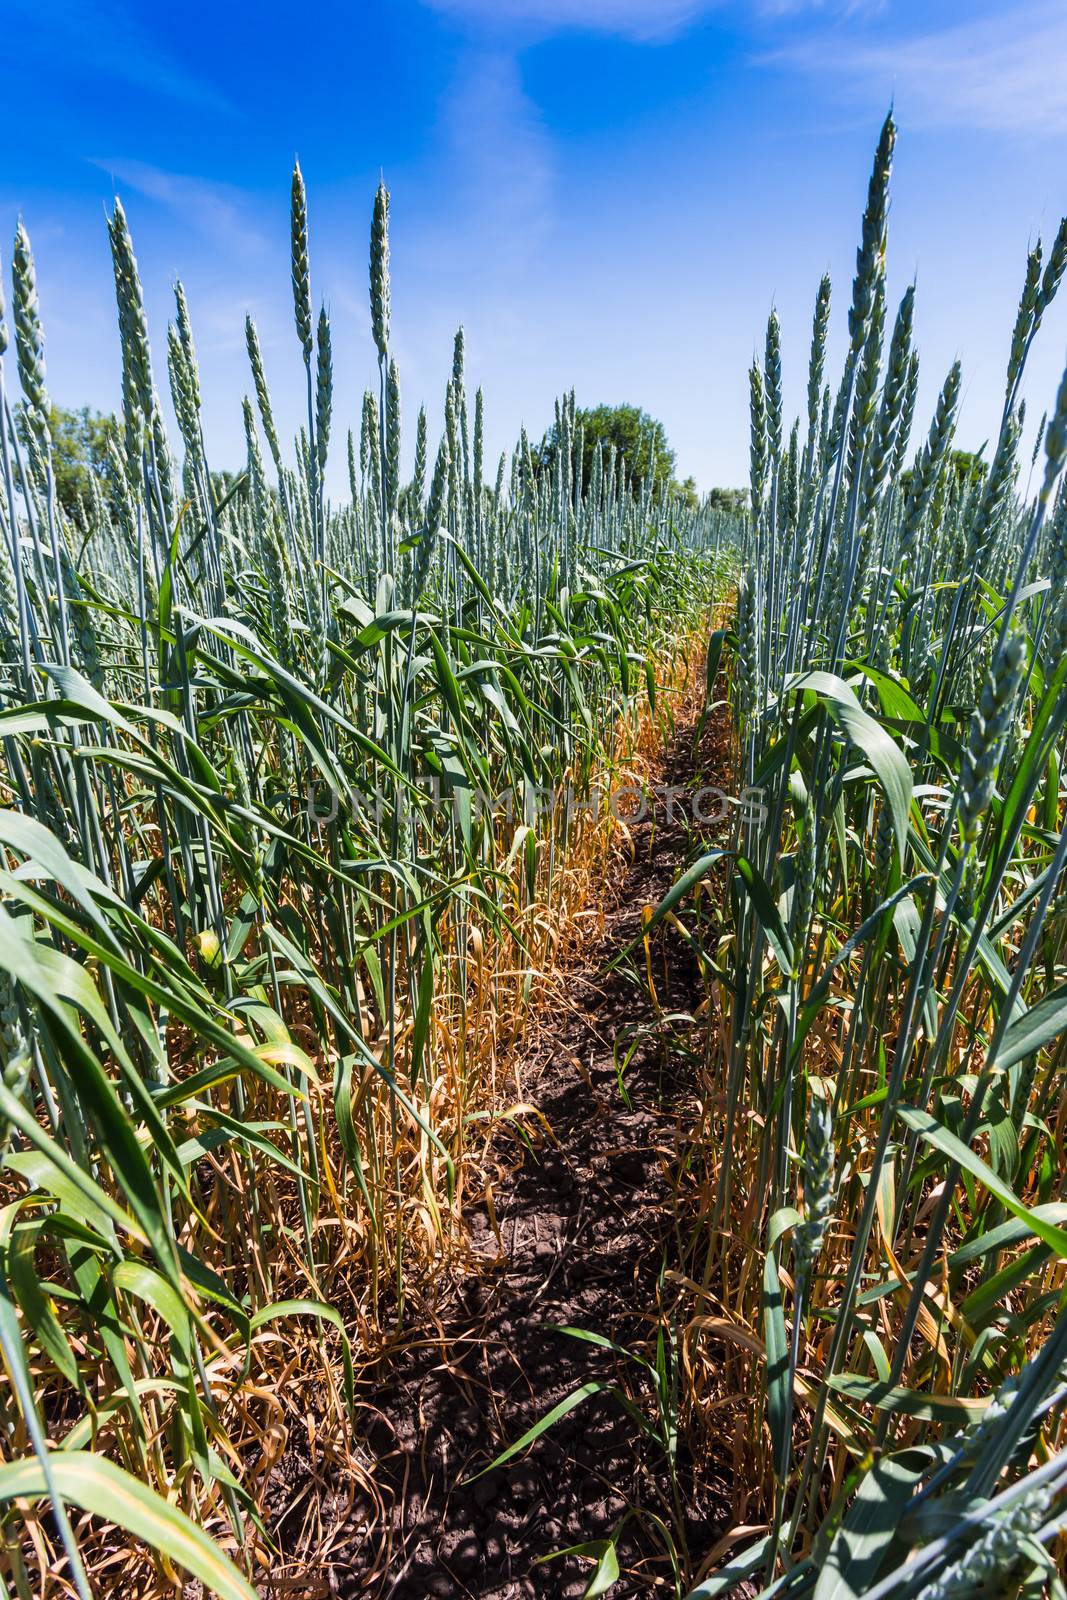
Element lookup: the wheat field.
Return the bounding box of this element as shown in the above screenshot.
[0,106,1065,1600]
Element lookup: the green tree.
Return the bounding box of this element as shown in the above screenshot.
[705,486,748,516]
[16,404,119,517]
[677,474,700,512]
[948,448,988,491]
[540,403,677,496]
[899,449,988,504]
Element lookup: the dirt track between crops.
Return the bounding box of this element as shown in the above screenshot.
[285,702,734,1598]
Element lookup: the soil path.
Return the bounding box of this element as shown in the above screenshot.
[343,709,733,1598]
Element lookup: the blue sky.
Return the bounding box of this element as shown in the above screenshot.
[3,0,1067,494]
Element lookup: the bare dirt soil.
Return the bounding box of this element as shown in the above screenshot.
[289,709,734,1598]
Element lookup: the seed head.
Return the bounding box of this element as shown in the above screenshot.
[764,311,782,463]
[807,275,831,442]
[900,360,962,561]
[412,404,428,511]
[12,220,49,432]
[849,275,885,485]
[108,199,155,424]
[385,356,401,517]
[967,409,1021,568]
[797,1093,834,1279]
[1007,243,1042,400]
[917,1487,1050,1600]
[291,162,313,362]
[793,801,817,947]
[370,180,390,361]
[959,630,1028,846]
[315,305,332,471]
[362,389,381,508]
[242,395,269,528]
[166,323,197,448]
[868,284,915,496]
[473,388,485,496]
[891,350,920,482]
[414,431,450,598]
[173,281,201,412]
[736,568,761,718]
[849,111,895,357]
[245,315,281,468]
[749,361,767,519]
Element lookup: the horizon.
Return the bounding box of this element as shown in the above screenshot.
[4,0,1067,495]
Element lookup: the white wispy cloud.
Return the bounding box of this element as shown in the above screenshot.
[420,0,717,43]
[88,161,268,254]
[769,1,1067,136]
[757,0,883,17]
[421,0,876,41]
[443,49,555,243]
